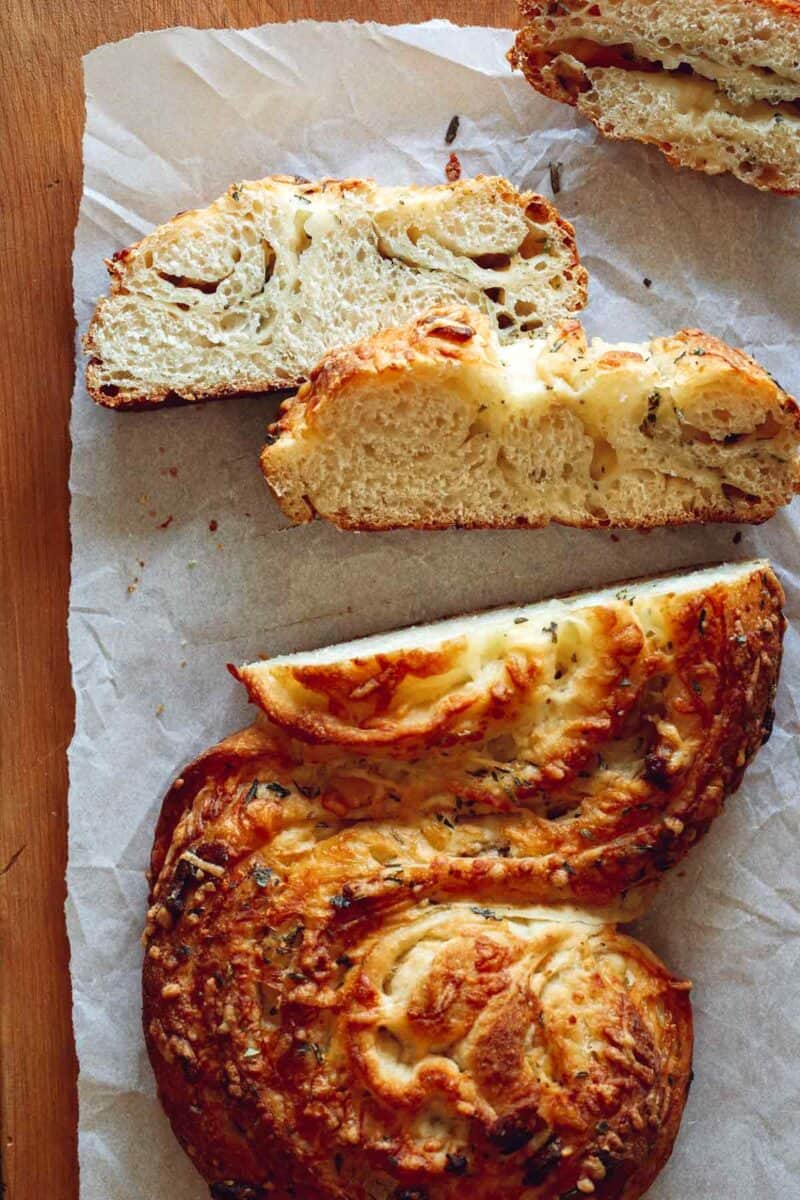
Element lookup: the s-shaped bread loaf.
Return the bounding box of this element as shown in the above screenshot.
[260,305,800,530]
[509,0,800,193]
[143,560,784,1200]
[84,175,587,409]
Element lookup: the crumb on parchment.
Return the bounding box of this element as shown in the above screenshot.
[445,152,461,182]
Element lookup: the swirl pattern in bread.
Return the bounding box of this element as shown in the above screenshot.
[143,560,783,1199]
[84,176,586,410]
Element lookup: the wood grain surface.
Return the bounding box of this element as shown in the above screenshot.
[0,2,515,1197]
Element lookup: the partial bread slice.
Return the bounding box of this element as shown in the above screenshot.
[260,304,800,530]
[84,175,587,410]
[509,0,800,193]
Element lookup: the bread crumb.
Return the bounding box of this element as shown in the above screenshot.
[209,519,218,532]
[155,703,164,717]
[445,152,462,182]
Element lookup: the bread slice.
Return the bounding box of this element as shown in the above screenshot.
[259,304,800,530]
[509,0,800,193]
[84,175,587,410]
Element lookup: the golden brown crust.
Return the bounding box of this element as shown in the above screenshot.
[260,307,800,531]
[84,175,587,410]
[143,563,783,1199]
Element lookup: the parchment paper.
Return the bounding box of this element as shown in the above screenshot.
[68,20,800,1199]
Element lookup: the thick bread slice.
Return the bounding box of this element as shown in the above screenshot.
[260,304,800,530]
[84,175,587,410]
[509,0,800,193]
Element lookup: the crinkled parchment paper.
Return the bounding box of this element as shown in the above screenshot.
[68,20,800,1199]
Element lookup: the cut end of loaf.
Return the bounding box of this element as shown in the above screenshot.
[144,557,784,1197]
[84,174,588,410]
[260,303,800,531]
[510,0,800,193]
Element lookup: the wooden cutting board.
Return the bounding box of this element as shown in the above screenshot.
[0,1,515,1197]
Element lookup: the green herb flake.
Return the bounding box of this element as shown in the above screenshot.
[265,781,290,798]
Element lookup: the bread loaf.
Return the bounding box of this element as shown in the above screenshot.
[143,560,783,1200]
[85,175,587,409]
[509,0,800,193]
[260,305,800,530]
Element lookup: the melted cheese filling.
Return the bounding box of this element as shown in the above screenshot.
[547,37,800,115]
